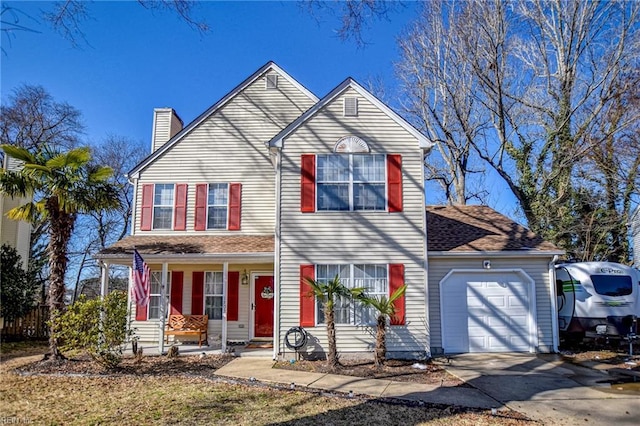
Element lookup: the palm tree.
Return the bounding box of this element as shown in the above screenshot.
[358,284,406,368]
[305,275,364,370]
[0,144,120,359]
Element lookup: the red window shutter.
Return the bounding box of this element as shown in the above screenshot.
[170,271,184,315]
[389,264,405,325]
[135,302,148,321]
[228,183,242,231]
[387,154,403,212]
[194,184,207,231]
[227,271,240,321]
[174,184,188,231]
[300,155,316,213]
[300,264,315,327]
[140,184,154,231]
[192,271,204,315]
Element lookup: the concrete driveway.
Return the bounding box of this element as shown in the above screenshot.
[444,353,640,425]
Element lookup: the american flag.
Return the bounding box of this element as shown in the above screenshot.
[132,249,150,306]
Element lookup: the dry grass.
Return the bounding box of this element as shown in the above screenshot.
[0,350,533,425]
[0,372,530,425]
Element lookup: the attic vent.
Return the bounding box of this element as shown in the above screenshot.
[344,97,358,117]
[266,74,278,89]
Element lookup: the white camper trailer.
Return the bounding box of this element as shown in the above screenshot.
[556,262,639,341]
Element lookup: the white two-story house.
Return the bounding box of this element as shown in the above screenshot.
[98,62,562,358]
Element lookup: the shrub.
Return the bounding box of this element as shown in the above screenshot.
[52,290,130,367]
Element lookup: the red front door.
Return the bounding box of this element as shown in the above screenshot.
[254,275,274,337]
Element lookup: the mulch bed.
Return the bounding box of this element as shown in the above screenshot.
[274,358,467,387]
[16,353,236,377]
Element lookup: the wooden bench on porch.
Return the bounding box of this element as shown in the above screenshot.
[165,315,208,347]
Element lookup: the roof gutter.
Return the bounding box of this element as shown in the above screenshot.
[428,250,565,258]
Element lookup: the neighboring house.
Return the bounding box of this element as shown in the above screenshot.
[97,62,563,357]
[0,155,31,268]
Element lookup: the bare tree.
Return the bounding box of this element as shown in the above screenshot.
[397,1,488,205]
[301,0,402,47]
[2,0,209,50]
[400,0,639,259]
[68,135,147,300]
[0,84,82,153]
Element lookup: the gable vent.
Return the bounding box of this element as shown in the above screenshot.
[344,97,358,117]
[266,74,278,89]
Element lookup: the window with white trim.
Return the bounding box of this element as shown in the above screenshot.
[152,183,174,229]
[148,271,171,320]
[207,183,228,229]
[317,154,386,211]
[204,271,224,320]
[316,264,388,325]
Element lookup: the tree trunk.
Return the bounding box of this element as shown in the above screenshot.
[374,315,386,368]
[325,306,338,370]
[46,198,75,359]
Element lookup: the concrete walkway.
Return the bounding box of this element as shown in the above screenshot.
[215,357,501,409]
[215,354,640,425]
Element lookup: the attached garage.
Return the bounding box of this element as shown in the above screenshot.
[426,205,565,355]
[440,270,536,353]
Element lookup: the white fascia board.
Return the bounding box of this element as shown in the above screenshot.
[428,250,565,258]
[268,78,433,150]
[129,61,318,178]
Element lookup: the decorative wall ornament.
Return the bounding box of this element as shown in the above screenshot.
[334,135,370,153]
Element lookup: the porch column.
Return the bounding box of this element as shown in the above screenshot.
[99,261,110,300]
[221,262,228,354]
[158,262,169,354]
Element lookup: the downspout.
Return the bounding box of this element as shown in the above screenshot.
[222,262,228,354]
[548,255,560,353]
[272,148,282,360]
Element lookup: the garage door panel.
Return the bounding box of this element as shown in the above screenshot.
[442,271,533,353]
[487,295,506,307]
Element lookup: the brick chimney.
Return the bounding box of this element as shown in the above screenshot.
[151,108,183,152]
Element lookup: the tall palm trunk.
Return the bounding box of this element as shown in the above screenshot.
[46,198,75,359]
[374,314,386,368]
[325,306,338,370]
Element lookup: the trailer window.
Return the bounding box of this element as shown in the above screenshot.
[590,275,632,296]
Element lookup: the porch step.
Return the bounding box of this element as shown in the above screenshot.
[245,340,273,349]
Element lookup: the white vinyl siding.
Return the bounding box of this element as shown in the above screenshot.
[278,87,428,356]
[427,256,555,354]
[134,70,316,235]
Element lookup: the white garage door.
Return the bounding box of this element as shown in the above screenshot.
[441,271,535,353]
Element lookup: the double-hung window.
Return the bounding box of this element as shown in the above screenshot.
[317,154,386,211]
[148,271,170,320]
[204,271,224,320]
[153,184,174,229]
[315,264,388,325]
[207,183,228,229]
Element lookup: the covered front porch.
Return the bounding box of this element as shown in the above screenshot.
[96,235,277,357]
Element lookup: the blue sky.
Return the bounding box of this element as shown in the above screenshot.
[2,0,520,215]
[2,1,420,149]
